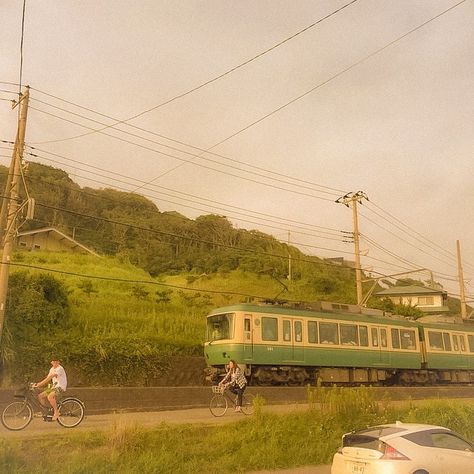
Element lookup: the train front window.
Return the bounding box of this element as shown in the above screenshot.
[207,313,234,341]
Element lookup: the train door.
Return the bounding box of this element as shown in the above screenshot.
[452,332,468,368]
[282,318,304,362]
[371,326,390,366]
[293,319,304,361]
[243,314,253,361]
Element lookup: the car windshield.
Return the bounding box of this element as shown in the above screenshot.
[206,313,234,341]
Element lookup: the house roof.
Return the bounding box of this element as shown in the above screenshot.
[17,227,100,257]
[375,285,446,296]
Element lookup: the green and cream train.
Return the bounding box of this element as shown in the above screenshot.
[203,301,474,385]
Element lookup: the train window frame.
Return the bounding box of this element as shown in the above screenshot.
[294,320,303,342]
[453,334,459,351]
[371,327,379,347]
[340,324,359,346]
[459,335,466,352]
[319,321,339,345]
[308,321,318,343]
[428,331,444,350]
[391,328,401,349]
[261,317,278,341]
[359,326,369,347]
[380,328,388,348]
[207,313,235,341]
[400,329,416,350]
[283,320,291,342]
[443,333,452,351]
[468,335,474,353]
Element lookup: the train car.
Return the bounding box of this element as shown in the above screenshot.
[204,301,423,385]
[418,321,474,384]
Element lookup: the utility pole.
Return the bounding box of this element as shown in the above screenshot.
[0,86,29,345]
[287,230,292,282]
[336,191,368,306]
[456,240,467,319]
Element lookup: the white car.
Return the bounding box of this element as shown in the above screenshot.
[331,421,474,474]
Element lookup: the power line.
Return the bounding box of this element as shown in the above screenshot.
[18,0,27,95]
[28,105,339,202]
[29,0,359,145]
[20,148,346,238]
[28,100,342,199]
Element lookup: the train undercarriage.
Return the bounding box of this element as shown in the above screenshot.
[206,365,474,386]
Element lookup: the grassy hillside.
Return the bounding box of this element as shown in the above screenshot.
[1,250,359,386]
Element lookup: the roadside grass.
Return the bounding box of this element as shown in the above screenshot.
[2,387,473,474]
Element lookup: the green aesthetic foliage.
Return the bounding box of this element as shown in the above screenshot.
[0,162,467,385]
[1,389,473,473]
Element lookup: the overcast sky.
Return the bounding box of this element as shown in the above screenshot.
[1,0,473,300]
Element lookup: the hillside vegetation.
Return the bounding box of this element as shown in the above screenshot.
[0,162,454,386]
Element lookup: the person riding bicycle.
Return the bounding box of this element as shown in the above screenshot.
[219,359,247,412]
[33,358,67,421]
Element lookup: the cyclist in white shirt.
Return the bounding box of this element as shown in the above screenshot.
[34,358,68,421]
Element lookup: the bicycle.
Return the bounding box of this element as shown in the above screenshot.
[1,383,85,431]
[209,385,255,417]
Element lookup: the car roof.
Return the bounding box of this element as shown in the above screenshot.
[347,422,449,441]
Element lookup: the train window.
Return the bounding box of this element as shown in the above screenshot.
[459,336,466,352]
[320,322,339,345]
[371,328,379,347]
[453,335,459,351]
[340,324,358,346]
[401,330,416,350]
[262,317,278,341]
[244,318,251,332]
[468,335,474,352]
[295,321,302,342]
[391,329,401,349]
[359,326,368,347]
[380,329,387,348]
[443,333,452,351]
[428,331,443,350]
[207,313,234,341]
[308,321,318,343]
[283,320,291,342]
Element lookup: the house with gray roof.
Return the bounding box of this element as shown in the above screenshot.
[16,227,99,257]
[375,285,449,314]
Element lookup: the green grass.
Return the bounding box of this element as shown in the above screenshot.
[1,387,474,474]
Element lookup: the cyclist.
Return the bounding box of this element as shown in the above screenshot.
[33,357,67,421]
[219,359,247,412]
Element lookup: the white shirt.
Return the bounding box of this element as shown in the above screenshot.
[49,365,67,391]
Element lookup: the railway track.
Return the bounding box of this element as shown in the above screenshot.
[2,385,472,415]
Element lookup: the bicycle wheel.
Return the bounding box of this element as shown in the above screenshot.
[241,393,255,415]
[1,401,33,430]
[57,398,85,428]
[209,394,228,417]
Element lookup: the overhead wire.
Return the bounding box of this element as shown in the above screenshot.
[29,0,359,145]
[19,147,346,238]
[27,0,468,201]
[28,105,339,202]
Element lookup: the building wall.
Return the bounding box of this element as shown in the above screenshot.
[388,294,443,309]
[17,233,80,253]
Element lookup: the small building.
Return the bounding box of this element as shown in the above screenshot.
[375,285,449,314]
[16,227,99,257]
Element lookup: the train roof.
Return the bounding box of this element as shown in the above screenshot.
[208,302,419,327]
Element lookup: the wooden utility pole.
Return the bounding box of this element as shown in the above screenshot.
[287,230,292,282]
[336,191,368,306]
[0,86,29,344]
[456,239,467,319]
